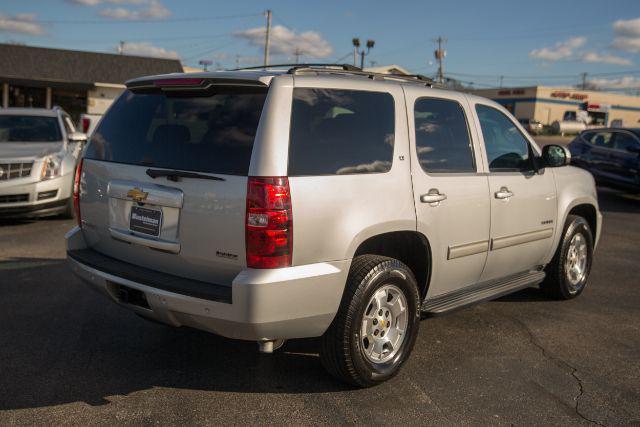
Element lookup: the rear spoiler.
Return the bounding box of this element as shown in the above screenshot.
[126,77,268,92]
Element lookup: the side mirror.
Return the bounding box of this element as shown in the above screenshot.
[542,144,571,167]
[68,132,87,143]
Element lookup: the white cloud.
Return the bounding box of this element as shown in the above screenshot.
[235,25,333,58]
[613,18,640,37]
[529,36,586,61]
[118,41,179,59]
[67,0,144,5]
[99,0,169,20]
[581,52,633,66]
[0,12,44,36]
[589,76,640,90]
[612,36,640,53]
[611,17,640,53]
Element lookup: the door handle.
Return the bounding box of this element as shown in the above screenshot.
[494,186,514,199]
[420,189,447,205]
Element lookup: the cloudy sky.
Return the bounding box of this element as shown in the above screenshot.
[1,0,639,90]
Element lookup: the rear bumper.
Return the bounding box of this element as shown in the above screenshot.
[66,227,349,341]
[0,173,72,217]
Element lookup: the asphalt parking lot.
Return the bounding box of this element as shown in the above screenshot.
[1,142,639,425]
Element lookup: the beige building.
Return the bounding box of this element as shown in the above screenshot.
[470,86,640,127]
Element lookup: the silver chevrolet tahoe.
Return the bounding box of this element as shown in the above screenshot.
[66,65,602,387]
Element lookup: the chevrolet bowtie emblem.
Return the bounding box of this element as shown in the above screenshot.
[126,188,148,202]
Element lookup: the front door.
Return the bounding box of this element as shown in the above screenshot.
[404,87,490,298]
[471,102,557,282]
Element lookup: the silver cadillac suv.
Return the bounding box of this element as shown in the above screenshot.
[66,65,602,386]
[0,107,86,218]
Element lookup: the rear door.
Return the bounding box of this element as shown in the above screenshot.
[610,131,640,185]
[404,87,490,298]
[470,102,557,282]
[79,82,268,285]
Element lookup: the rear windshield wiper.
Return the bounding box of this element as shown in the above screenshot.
[146,168,225,182]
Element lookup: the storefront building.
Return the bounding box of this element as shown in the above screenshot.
[470,86,640,127]
[0,43,183,121]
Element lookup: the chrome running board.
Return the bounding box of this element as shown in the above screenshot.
[422,270,546,316]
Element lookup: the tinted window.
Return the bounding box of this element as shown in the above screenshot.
[0,115,62,142]
[84,88,267,175]
[613,133,639,151]
[590,131,613,148]
[414,98,475,172]
[475,104,533,172]
[288,88,394,175]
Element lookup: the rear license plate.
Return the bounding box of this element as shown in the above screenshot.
[130,206,162,236]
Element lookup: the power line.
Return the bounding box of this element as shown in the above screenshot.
[37,13,262,25]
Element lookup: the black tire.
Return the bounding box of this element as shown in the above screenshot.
[320,255,421,387]
[541,215,594,300]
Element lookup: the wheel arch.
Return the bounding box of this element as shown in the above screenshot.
[352,231,432,301]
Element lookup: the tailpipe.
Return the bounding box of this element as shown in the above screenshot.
[257,339,286,353]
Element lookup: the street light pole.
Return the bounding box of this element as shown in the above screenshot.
[263,9,272,67]
[352,38,374,69]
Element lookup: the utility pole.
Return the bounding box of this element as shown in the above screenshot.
[580,72,588,90]
[118,40,125,55]
[263,9,272,67]
[434,36,447,84]
[235,55,240,69]
[294,47,301,64]
[499,75,504,87]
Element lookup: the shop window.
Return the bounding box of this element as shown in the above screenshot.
[8,85,46,108]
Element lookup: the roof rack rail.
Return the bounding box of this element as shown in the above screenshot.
[229,63,435,87]
[231,63,361,72]
[289,65,435,87]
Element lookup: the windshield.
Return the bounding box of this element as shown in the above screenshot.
[84,87,267,176]
[0,115,62,142]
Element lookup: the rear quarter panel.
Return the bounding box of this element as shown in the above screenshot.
[283,77,416,265]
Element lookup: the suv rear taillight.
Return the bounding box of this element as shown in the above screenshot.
[246,177,292,268]
[73,159,83,226]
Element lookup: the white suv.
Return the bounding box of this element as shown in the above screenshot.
[67,65,601,386]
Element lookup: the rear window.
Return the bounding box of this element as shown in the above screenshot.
[288,88,395,176]
[0,115,61,142]
[84,87,267,175]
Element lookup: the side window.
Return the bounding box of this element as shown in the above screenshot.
[612,133,639,151]
[475,104,533,172]
[288,88,395,176]
[590,131,613,148]
[414,98,475,173]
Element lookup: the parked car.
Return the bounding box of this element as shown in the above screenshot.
[568,128,640,192]
[0,107,86,218]
[66,65,602,387]
[78,113,102,137]
[518,118,543,135]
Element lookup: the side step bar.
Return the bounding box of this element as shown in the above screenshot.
[422,270,546,316]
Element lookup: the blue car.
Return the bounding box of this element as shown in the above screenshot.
[568,128,640,192]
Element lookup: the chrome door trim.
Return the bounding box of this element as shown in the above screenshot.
[447,240,490,260]
[491,228,553,250]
